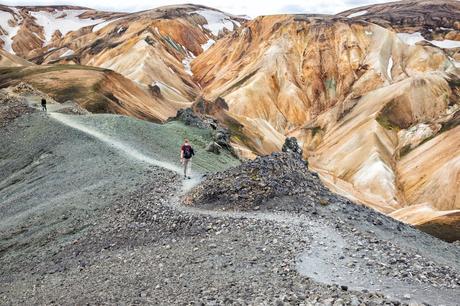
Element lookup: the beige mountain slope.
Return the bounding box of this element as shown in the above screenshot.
[192,11,460,240]
[0,65,176,121]
[0,48,33,67]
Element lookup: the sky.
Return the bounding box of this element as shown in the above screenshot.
[2,0,392,16]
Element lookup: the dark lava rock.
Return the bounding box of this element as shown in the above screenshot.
[170,108,210,129]
[184,152,325,209]
[282,137,303,157]
[205,141,221,154]
[213,127,231,148]
[171,108,234,153]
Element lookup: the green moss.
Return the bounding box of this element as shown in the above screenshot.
[439,112,460,133]
[376,113,400,131]
[324,78,336,98]
[399,144,412,158]
[311,126,322,137]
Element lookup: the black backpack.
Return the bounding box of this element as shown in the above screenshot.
[183,145,193,159]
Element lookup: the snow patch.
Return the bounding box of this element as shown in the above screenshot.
[31,10,104,44]
[365,30,373,36]
[0,11,20,53]
[201,38,215,51]
[60,49,74,57]
[347,10,368,18]
[387,56,393,81]
[194,9,236,36]
[429,39,460,49]
[182,57,193,76]
[397,32,460,49]
[396,32,425,45]
[93,17,123,33]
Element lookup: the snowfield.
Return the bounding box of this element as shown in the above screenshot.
[347,10,368,18]
[0,11,21,53]
[429,39,460,49]
[194,9,239,36]
[60,49,75,57]
[397,32,460,49]
[93,17,124,33]
[30,10,104,44]
[182,57,193,76]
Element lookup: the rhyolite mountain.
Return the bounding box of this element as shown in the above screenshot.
[0,0,459,241]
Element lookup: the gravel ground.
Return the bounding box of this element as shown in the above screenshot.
[1,104,459,305]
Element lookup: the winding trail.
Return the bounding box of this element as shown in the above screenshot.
[49,112,200,192]
[48,110,459,306]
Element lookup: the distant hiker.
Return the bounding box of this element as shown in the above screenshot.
[180,138,195,179]
[41,98,47,112]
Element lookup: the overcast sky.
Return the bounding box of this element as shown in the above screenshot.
[3,0,392,16]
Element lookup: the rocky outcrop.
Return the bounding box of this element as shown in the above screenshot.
[282,137,303,157]
[171,107,234,155]
[185,152,313,209]
[0,83,37,127]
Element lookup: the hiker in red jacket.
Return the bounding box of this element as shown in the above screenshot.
[180,138,195,179]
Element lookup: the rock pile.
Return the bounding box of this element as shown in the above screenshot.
[184,152,323,209]
[0,86,35,127]
[282,136,303,157]
[170,108,214,129]
[171,107,234,155]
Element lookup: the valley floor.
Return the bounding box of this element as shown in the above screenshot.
[0,103,459,305]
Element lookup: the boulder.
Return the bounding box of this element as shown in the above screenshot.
[282,137,303,157]
[205,142,222,154]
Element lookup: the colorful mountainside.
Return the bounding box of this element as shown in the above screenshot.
[0,1,459,240]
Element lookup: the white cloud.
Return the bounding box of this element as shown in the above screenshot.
[3,0,391,17]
